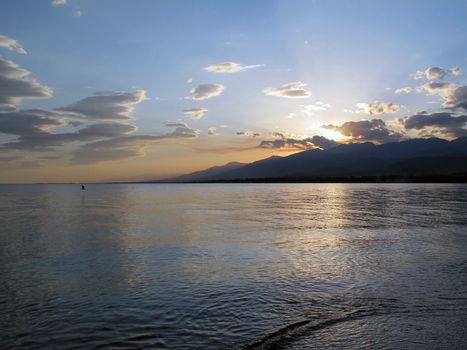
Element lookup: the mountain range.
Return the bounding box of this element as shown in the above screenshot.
[161,137,467,182]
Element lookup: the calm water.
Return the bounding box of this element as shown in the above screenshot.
[0,184,466,349]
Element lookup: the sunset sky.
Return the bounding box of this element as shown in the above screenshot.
[0,0,466,183]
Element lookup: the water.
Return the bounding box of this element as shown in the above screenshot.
[0,183,466,349]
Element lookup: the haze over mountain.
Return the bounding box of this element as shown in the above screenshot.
[163,137,467,182]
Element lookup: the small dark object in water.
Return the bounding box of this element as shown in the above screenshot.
[81,184,85,190]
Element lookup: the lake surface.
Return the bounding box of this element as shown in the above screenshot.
[1,183,466,349]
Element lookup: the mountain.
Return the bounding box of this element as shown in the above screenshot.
[161,137,467,182]
[164,161,246,182]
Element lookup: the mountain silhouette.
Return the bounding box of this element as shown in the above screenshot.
[162,137,467,182]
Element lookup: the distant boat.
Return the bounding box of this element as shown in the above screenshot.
[81,184,85,190]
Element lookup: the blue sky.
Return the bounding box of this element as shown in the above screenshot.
[0,0,466,182]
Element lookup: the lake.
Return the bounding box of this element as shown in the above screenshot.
[1,184,466,349]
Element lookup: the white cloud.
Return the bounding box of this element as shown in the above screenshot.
[183,107,208,120]
[263,81,311,98]
[301,101,331,115]
[395,86,413,94]
[204,62,264,73]
[207,127,217,135]
[52,0,67,6]
[185,84,224,100]
[74,10,82,17]
[0,34,27,54]
[345,102,399,115]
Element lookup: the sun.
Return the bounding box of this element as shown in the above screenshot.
[308,123,347,142]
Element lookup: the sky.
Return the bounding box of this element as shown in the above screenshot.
[0,0,466,183]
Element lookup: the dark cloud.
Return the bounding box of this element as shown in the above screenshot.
[322,119,403,144]
[400,111,467,138]
[236,131,261,137]
[0,56,53,110]
[420,83,467,111]
[185,84,224,100]
[0,155,22,162]
[258,135,339,151]
[56,90,147,120]
[444,85,467,110]
[0,109,136,151]
[70,122,199,164]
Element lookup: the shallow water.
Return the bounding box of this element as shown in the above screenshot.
[0,183,466,349]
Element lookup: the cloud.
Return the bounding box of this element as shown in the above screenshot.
[400,111,467,138]
[0,109,64,150]
[347,102,399,115]
[425,67,447,80]
[367,102,400,115]
[302,101,331,115]
[0,155,22,162]
[74,10,82,17]
[164,121,199,138]
[263,81,311,98]
[185,84,224,100]
[322,119,403,144]
[443,85,467,110]
[52,0,67,6]
[419,82,467,110]
[0,56,53,110]
[0,109,137,151]
[258,135,339,152]
[0,34,27,54]
[56,90,147,120]
[71,122,199,164]
[207,127,216,135]
[451,67,462,76]
[18,160,42,168]
[236,130,261,137]
[183,107,208,120]
[395,86,413,94]
[204,62,264,73]
[413,66,462,80]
